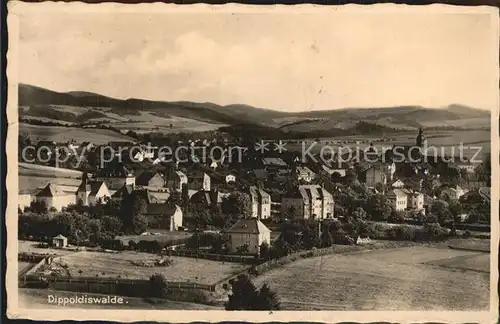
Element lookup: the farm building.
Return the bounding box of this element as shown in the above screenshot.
[225,218,271,255]
[35,183,76,211]
[146,203,183,231]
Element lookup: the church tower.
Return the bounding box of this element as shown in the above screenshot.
[416,128,426,147]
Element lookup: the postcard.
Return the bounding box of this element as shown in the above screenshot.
[6,2,499,322]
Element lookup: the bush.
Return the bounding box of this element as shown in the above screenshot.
[463,230,472,238]
[388,225,416,241]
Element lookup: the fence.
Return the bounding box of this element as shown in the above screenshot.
[22,272,217,294]
[167,249,257,264]
[214,246,339,290]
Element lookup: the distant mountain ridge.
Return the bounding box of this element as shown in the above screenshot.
[18,83,490,132]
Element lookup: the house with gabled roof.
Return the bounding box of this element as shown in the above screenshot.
[281,185,334,220]
[95,162,135,190]
[386,189,408,211]
[35,183,76,211]
[248,186,271,220]
[76,176,110,206]
[135,171,165,190]
[111,184,134,203]
[225,218,271,255]
[146,203,183,231]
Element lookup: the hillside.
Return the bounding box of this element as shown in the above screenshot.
[19,84,490,137]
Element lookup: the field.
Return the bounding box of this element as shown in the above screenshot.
[253,246,489,310]
[50,251,248,284]
[18,288,221,309]
[19,262,35,274]
[20,123,135,145]
[19,162,83,192]
[286,129,490,159]
[18,240,78,256]
[117,231,191,244]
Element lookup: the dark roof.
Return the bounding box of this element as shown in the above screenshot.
[36,183,69,197]
[111,184,134,198]
[136,171,161,186]
[225,218,271,234]
[147,203,179,216]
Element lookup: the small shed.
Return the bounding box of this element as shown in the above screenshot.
[52,234,68,248]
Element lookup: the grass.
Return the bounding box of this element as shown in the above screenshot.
[18,288,221,309]
[19,262,35,274]
[117,231,191,244]
[253,245,489,310]
[20,123,135,145]
[48,251,249,284]
[18,240,77,257]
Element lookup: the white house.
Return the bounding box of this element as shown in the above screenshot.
[35,183,76,211]
[281,185,334,220]
[386,189,407,211]
[402,189,425,212]
[76,180,110,206]
[248,186,271,220]
[225,218,271,255]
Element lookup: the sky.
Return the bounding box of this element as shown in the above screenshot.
[17,8,498,112]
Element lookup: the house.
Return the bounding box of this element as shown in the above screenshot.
[188,171,211,191]
[146,203,183,231]
[76,179,110,206]
[225,218,271,255]
[390,179,405,188]
[281,185,334,220]
[295,166,316,183]
[35,183,76,211]
[135,171,165,189]
[248,186,271,220]
[166,170,188,192]
[111,184,134,202]
[95,163,135,190]
[386,189,407,211]
[18,190,35,211]
[365,162,396,188]
[189,189,229,209]
[401,189,425,212]
[440,185,467,200]
[52,234,68,248]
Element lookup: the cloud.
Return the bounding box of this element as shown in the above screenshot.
[17,12,497,111]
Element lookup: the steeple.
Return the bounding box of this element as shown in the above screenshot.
[416,127,425,147]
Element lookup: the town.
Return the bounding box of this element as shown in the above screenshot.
[18,127,491,310]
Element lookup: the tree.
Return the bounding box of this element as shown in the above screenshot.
[222,191,252,219]
[121,193,148,234]
[352,207,368,221]
[225,274,258,310]
[255,283,281,310]
[364,194,393,221]
[320,228,334,247]
[148,273,168,298]
[259,242,270,260]
[430,199,452,224]
[225,275,281,311]
[236,244,249,254]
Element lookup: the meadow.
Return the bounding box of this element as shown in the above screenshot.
[253,245,489,310]
[49,251,249,285]
[20,123,135,145]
